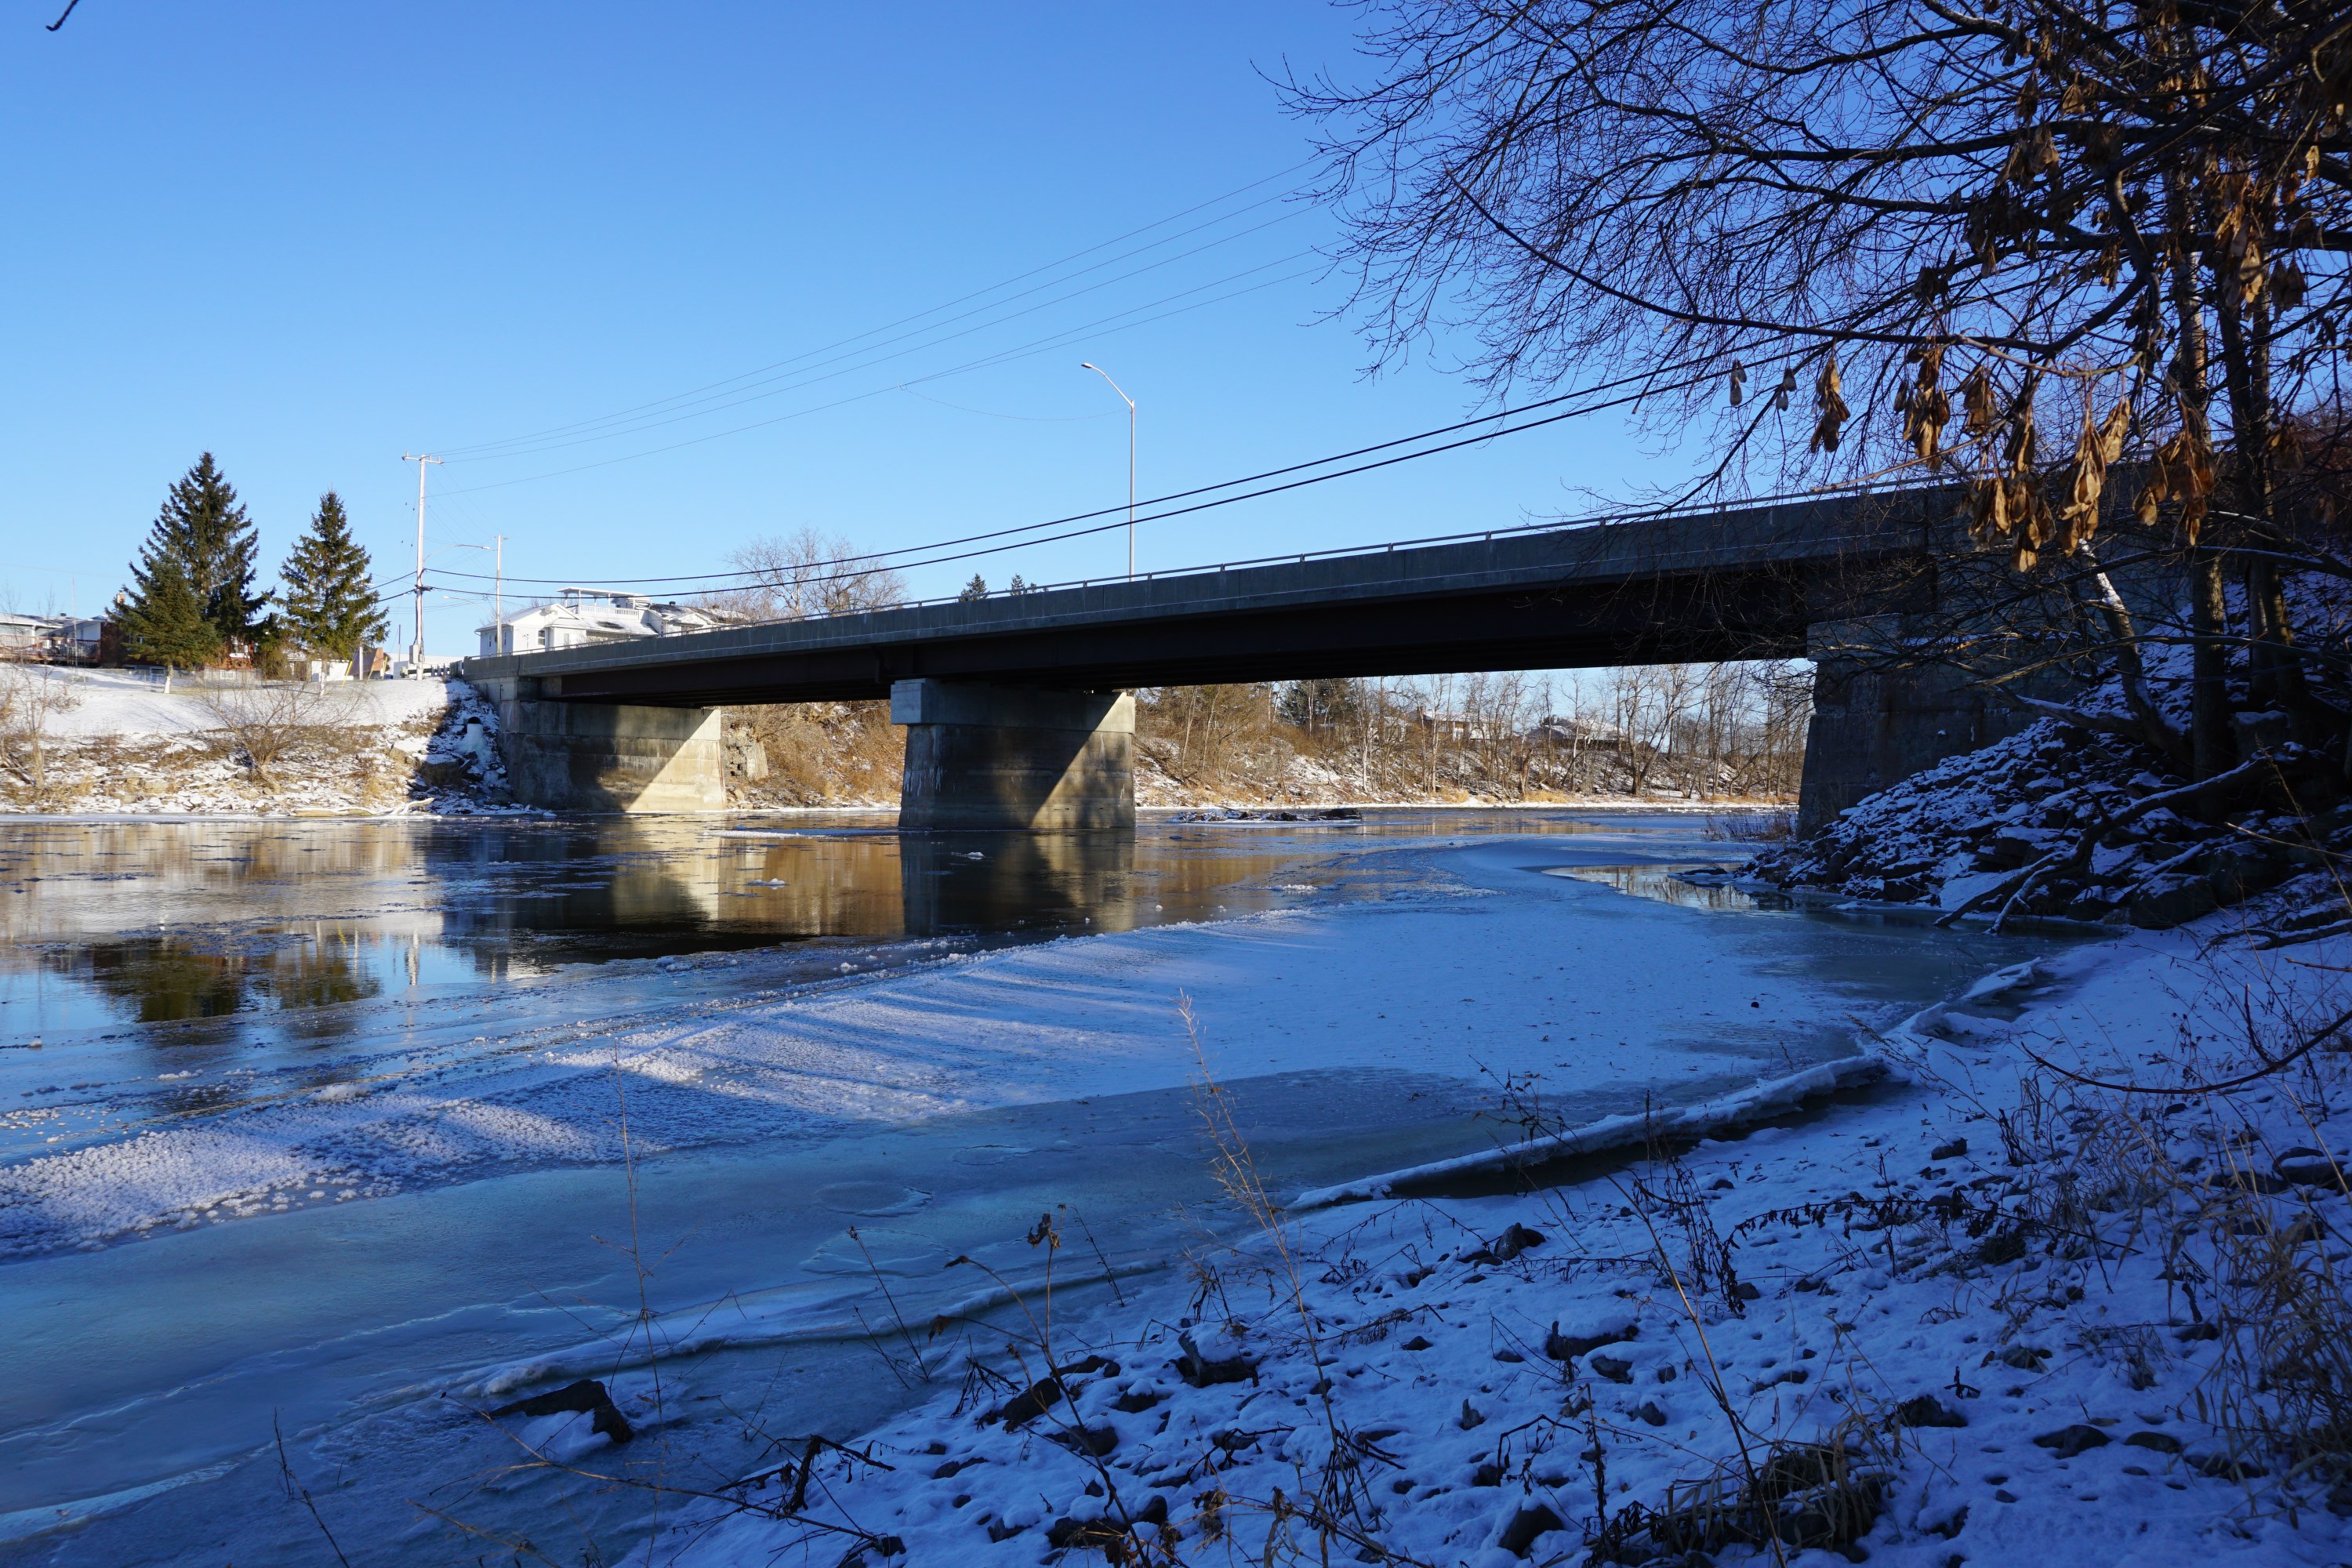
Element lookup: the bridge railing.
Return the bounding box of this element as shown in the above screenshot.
[704,475,1957,635]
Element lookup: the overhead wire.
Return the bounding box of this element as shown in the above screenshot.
[427,339,1816,591]
[438,162,1319,463]
[432,252,1323,498]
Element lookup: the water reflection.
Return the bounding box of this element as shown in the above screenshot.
[1544,863,1762,913]
[899,832,1138,937]
[1,809,1625,1047]
[39,933,382,1035]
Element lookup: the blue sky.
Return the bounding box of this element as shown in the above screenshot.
[1,2,1687,654]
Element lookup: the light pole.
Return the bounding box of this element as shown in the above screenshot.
[401,453,441,673]
[443,542,501,653]
[1080,362,1135,579]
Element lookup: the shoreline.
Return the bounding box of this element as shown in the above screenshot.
[635,907,2352,1568]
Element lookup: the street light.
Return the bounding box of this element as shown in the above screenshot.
[1080,362,1135,580]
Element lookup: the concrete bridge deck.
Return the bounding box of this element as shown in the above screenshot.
[463,489,1947,707]
[459,485,2009,831]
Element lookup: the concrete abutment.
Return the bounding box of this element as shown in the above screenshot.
[1795,616,2057,836]
[477,680,728,813]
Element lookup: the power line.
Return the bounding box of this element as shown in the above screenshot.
[447,212,1312,466]
[437,160,1319,463]
[432,254,1323,499]
[426,341,1812,591]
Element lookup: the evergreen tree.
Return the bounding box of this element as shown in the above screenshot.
[118,453,270,661]
[278,492,387,661]
[114,554,221,670]
[958,574,989,601]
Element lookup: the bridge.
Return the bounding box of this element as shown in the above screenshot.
[460,485,2013,833]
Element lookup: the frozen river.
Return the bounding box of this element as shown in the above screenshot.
[0,810,2063,1565]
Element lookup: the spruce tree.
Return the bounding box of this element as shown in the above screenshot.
[118,453,270,660]
[115,554,221,670]
[278,492,387,662]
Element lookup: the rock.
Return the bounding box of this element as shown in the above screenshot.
[2189,1453,2267,1481]
[1045,1517,1126,1552]
[1895,1396,1967,1428]
[2033,1425,2110,1458]
[1472,1461,1506,1486]
[1931,1138,1969,1160]
[1486,1221,1547,1261]
[1493,1348,1526,1364]
[2125,1431,2183,1454]
[2176,1321,2222,1341]
[1591,1355,1635,1385]
[2207,848,2287,902]
[2210,1169,2289,1196]
[1051,1425,1120,1458]
[1997,1345,2049,1371]
[1545,1318,1636,1360]
[2275,1148,2351,1191]
[2230,710,2292,756]
[990,1376,1063,1428]
[1400,1335,1433,1352]
[489,1378,634,1445]
[1978,1230,2027,1265]
[1174,1332,1255,1388]
[1111,1391,1160,1414]
[1459,1399,1485,1430]
[1498,1504,1564,1558]
[1730,1280,1763,1301]
[1635,1400,1668,1427]
[2130,873,2219,928]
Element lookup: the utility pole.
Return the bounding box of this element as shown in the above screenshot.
[492,535,506,652]
[1080,363,1136,579]
[401,453,441,673]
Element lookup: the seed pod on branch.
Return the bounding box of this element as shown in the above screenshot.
[1726,361,1747,406]
[2056,397,2127,554]
[2136,426,2215,543]
[1962,367,1999,437]
[1897,345,1951,462]
[1809,353,1850,453]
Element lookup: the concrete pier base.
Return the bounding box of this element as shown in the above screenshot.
[1795,616,2051,835]
[893,680,1134,831]
[491,692,727,813]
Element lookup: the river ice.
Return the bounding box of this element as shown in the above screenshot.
[0,822,2056,1566]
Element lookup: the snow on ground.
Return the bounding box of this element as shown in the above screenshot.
[626,915,2352,1568]
[0,668,516,816]
[0,846,1850,1256]
[20,666,454,739]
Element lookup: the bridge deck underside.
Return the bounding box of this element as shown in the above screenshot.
[539,572,1814,706]
[465,493,1956,709]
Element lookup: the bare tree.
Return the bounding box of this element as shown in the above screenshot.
[708,528,907,622]
[0,664,82,804]
[1291,0,2352,780]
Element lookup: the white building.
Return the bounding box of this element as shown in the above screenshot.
[478,589,731,658]
[0,612,105,663]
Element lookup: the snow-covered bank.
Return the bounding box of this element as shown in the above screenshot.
[628,912,2352,1567]
[0,666,515,816]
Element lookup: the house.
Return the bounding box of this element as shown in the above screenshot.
[0,612,107,663]
[478,589,731,657]
[1529,716,1631,751]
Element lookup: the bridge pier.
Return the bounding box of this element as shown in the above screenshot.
[480,682,728,813]
[1796,616,2049,836]
[892,680,1134,831]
